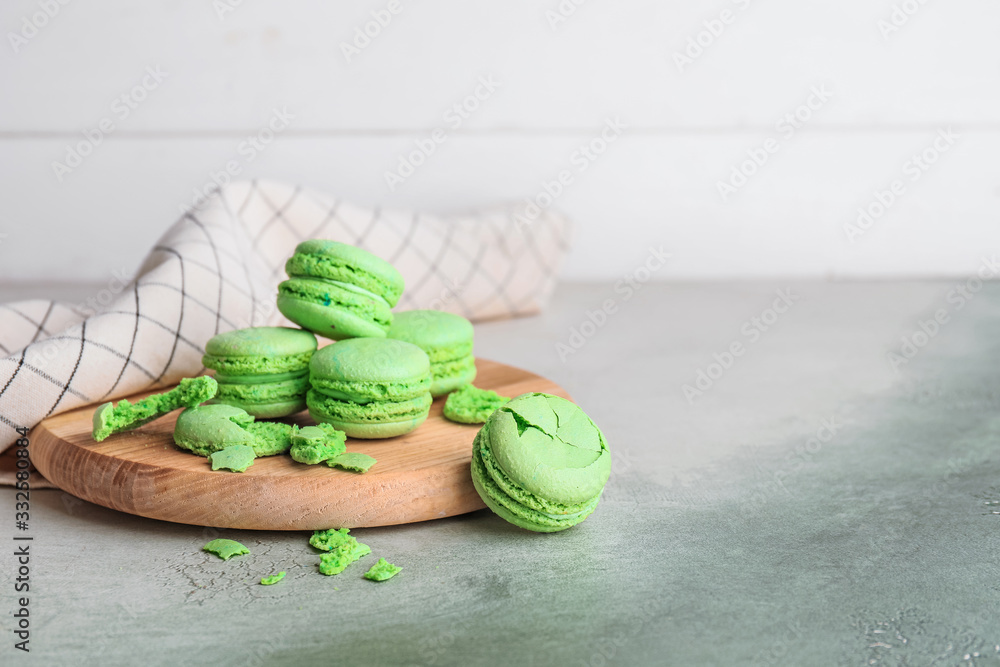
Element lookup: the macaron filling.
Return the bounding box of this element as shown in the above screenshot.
[431,355,476,383]
[307,389,432,424]
[213,369,307,385]
[310,377,431,404]
[214,375,310,403]
[278,278,393,328]
[203,351,314,375]
[284,245,403,307]
[422,341,473,364]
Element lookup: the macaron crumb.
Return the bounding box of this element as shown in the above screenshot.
[364,558,401,582]
[443,384,510,424]
[326,452,377,473]
[203,538,250,561]
[319,543,371,576]
[210,444,256,472]
[310,527,354,552]
[290,424,346,464]
[311,528,372,576]
[260,572,286,586]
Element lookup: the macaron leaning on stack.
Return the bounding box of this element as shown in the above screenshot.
[471,392,611,532]
[307,338,433,439]
[388,310,476,396]
[202,326,317,418]
[277,240,404,340]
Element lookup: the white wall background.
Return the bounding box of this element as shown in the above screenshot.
[1,0,998,283]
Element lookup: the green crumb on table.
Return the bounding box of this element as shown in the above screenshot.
[92,376,218,441]
[260,572,286,585]
[443,384,510,424]
[290,424,347,465]
[364,558,401,581]
[203,538,250,560]
[310,528,371,576]
[327,452,377,473]
[319,542,371,576]
[210,444,256,472]
[309,528,354,552]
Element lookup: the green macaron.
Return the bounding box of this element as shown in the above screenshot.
[470,392,611,532]
[202,326,317,418]
[307,338,432,439]
[387,310,476,396]
[277,240,404,340]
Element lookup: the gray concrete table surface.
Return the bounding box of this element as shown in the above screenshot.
[2,280,999,666]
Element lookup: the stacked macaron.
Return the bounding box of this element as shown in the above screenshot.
[307,338,432,439]
[202,326,317,418]
[277,240,404,340]
[388,310,476,396]
[471,392,611,532]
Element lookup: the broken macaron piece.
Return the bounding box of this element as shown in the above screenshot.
[289,424,347,465]
[470,392,611,532]
[91,376,218,442]
[310,528,371,576]
[173,404,296,457]
[260,572,286,585]
[203,538,250,560]
[364,558,401,581]
[327,452,377,473]
[443,384,510,424]
[209,444,256,472]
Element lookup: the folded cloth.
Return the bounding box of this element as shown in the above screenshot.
[0,179,571,461]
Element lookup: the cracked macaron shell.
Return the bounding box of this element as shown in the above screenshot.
[485,393,611,507]
[173,404,256,455]
[214,375,310,403]
[173,404,296,457]
[471,434,601,532]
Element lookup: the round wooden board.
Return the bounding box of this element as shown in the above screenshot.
[30,358,569,530]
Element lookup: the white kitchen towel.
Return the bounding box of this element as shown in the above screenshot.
[0,179,571,460]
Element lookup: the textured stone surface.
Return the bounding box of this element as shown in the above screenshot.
[3,281,1000,665]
